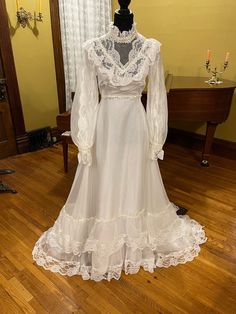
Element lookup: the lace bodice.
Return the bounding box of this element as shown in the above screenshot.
[71,22,168,165]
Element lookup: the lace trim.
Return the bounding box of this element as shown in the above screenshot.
[107,22,138,43]
[102,94,142,99]
[77,149,92,166]
[32,218,207,282]
[56,201,177,223]
[82,35,161,86]
[35,203,189,256]
[149,143,164,160]
[32,201,207,282]
[98,36,142,71]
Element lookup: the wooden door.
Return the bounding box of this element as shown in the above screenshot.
[0,54,17,158]
[0,0,29,156]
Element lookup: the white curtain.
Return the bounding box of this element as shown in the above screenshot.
[58,0,112,110]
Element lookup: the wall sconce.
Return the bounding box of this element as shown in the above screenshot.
[16,1,43,28]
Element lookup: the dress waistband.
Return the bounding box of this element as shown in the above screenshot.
[101,94,142,99]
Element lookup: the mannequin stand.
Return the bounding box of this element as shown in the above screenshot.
[0,169,17,193]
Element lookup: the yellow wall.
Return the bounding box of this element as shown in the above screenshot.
[6,0,58,131]
[112,0,236,142]
[6,0,236,141]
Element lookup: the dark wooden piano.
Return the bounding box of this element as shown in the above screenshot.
[57,74,236,171]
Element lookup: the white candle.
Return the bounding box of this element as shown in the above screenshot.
[207,49,211,61]
[39,0,42,12]
[225,52,230,63]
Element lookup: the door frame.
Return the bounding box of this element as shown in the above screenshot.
[50,0,66,113]
[0,0,29,153]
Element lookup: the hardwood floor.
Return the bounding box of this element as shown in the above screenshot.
[0,143,235,314]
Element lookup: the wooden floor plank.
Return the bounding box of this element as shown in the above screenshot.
[0,284,25,314]
[0,272,36,313]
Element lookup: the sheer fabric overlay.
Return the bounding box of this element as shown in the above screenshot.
[70,22,167,164]
[32,22,207,281]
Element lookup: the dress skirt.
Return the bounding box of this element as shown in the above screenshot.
[32,96,207,282]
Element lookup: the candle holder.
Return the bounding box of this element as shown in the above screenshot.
[204,59,229,85]
[16,7,43,28]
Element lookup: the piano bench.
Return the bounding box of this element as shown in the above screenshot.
[61,131,74,173]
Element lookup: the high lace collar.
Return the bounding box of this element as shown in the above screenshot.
[107,21,138,43]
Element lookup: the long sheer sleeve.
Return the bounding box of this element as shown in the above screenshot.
[70,42,99,166]
[146,44,168,161]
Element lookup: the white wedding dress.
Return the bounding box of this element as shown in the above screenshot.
[32,22,207,282]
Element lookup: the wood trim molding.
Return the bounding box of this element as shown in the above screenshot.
[0,0,29,153]
[167,128,236,160]
[49,0,66,114]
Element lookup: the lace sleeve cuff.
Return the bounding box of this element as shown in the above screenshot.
[149,143,164,161]
[78,148,92,166]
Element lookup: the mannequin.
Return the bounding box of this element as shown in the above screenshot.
[113,0,134,32]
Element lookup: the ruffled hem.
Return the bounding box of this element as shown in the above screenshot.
[34,202,199,256]
[32,214,207,282]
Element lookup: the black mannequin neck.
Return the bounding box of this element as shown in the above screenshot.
[113,10,134,32]
[113,0,134,32]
